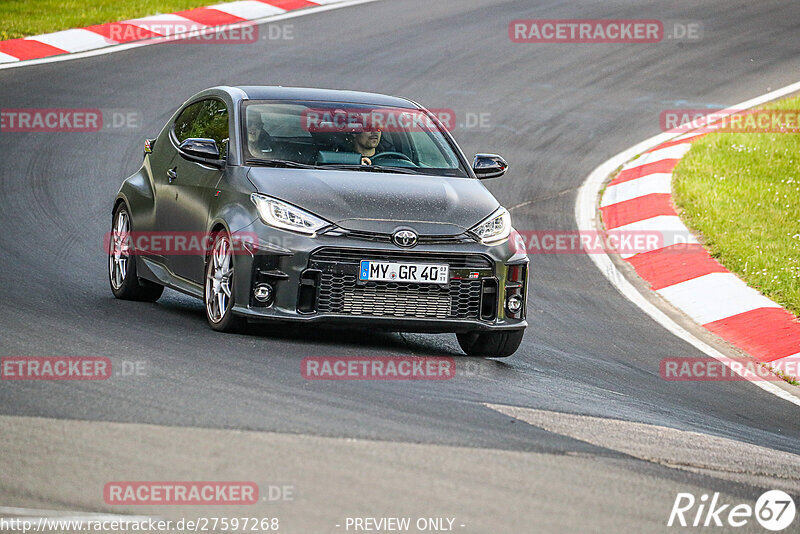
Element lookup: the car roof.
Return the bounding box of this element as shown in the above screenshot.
[234,86,419,109]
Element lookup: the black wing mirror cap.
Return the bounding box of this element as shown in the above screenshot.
[179,138,224,168]
[473,154,508,179]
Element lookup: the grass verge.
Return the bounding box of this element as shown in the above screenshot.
[0,0,216,40]
[672,95,800,317]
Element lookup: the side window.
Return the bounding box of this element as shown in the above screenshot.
[173,99,230,159]
[173,101,204,144]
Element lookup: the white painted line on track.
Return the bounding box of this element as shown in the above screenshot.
[29,29,113,53]
[0,52,20,63]
[600,173,673,207]
[128,13,202,24]
[576,80,800,407]
[621,143,691,170]
[673,132,706,141]
[657,273,782,325]
[211,1,286,19]
[612,215,698,259]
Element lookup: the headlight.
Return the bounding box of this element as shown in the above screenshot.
[470,207,511,245]
[250,193,330,236]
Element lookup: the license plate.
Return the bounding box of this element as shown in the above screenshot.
[359,261,449,284]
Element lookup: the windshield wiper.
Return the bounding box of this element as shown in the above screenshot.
[318,164,424,175]
[246,159,317,169]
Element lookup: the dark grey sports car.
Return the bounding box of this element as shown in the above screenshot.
[109,86,528,357]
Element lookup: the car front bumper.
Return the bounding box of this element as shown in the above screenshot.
[230,222,529,334]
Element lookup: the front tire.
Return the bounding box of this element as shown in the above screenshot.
[108,204,163,302]
[456,329,525,358]
[204,232,244,332]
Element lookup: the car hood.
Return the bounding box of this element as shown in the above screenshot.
[247,167,500,235]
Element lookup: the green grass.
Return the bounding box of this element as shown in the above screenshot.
[763,361,800,386]
[672,95,800,317]
[0,0,217,40]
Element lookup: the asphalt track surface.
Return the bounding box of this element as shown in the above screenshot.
[1,0,799,532]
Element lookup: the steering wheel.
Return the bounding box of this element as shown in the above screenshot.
[370,152,414,164]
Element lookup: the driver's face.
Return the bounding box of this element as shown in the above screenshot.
[247,122,262,143]
[355,130,381,149]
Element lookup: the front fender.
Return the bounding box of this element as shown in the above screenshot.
[206,168,258,236]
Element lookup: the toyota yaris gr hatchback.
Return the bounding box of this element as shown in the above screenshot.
[109,86,528,357]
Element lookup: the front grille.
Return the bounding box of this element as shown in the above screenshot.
[309,248,493,270]
[318,274,482,319]
[306,248,494,320]
[322,228,476,245]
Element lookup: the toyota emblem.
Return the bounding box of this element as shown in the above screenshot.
[392,229,418,248]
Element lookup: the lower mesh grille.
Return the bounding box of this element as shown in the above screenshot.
[317,273,482,319]
[307,248,494,320]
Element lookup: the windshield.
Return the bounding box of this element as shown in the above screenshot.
[241,100,468,177]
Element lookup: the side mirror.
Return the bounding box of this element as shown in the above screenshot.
[473,154,508,179]
[179,138,224,168]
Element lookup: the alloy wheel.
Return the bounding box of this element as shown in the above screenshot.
[205,235,233,323]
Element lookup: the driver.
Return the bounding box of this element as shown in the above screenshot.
[246,111,274,158]
[351,129,382,166]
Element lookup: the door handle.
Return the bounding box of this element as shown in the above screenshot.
[167,167,177,183]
